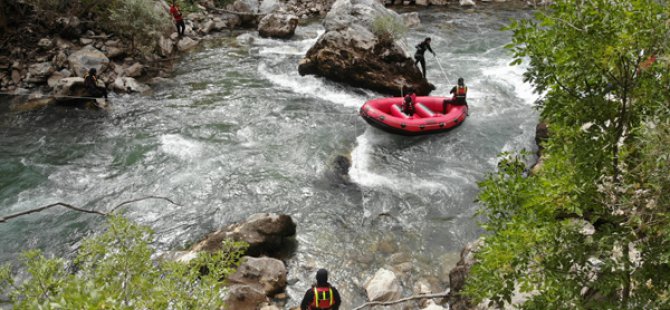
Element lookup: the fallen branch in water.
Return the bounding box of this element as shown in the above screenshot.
[0,196,180,223]
[352,290,450,310]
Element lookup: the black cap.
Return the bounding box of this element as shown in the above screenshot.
[89,68,97,75]
[316,269,328,285]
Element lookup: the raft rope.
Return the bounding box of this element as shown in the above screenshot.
[434,54,452,86]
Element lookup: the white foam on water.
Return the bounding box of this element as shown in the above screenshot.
[349,129,444,192]
[479,59,538,106]
[159,134,202,160]
[258,63,368,108]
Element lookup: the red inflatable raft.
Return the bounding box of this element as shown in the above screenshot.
[359,96,468,136]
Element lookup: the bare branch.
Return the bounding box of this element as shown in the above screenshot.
[352,290,450,310]
[109,195,182,213]
[0,202,108,223]
[0,196,181,223]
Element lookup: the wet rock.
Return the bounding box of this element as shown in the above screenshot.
[113,77,150,94]
[228,256,288,296]
[177,37,199,51]
[51,77,98,103]
[402,12,421,28]
[67,46,110,77]
[416,0,429,5]
[200,20,216,34]
[258,12,299,39]
[364,268,402,302]
[26,62,55,83]
[190,213,296,257]
[298,0,434,96]
[80,38,94,45]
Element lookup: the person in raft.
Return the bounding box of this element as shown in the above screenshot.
[402,87,417,116]
[445,77,468,114]
[414,37,435,78]
[170,0,185,37]
[300,269,342,310]
[83,68,107,99]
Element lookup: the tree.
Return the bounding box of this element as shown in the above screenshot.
[464,0,670,308]
[0,216,248,309]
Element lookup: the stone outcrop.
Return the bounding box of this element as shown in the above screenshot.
[298,0,434,95]
[228,256,288,296]
[191,213,297,257]
[258,12,299,38]
[67,46,109,77]
[364,268,403,302]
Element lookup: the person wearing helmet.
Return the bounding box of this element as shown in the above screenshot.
[83,68,107,99]
[414,37,435,78]
[300,269,341,310]
[446,77,468,114]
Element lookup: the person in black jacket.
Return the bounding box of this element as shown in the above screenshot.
[300,269,341,310]
[83,68,107,99]
[414,37,435,78]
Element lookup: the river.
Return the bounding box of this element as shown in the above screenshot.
[0,7,536,309]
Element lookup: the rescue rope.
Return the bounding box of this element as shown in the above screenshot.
[434,54,452,86]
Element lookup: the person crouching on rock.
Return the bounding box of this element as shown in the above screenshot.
[300,269,341,310]
[84,68,107,99]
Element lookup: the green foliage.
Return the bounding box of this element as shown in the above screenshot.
[372,14,408,43]
[105,0,172,54]
[466,0,670,308]
[0,216,248,309]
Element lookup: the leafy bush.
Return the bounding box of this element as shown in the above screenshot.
[105,0,172,54]
[0,216,248,309]
[372,15,408,43]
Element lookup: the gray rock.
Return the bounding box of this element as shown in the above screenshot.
[228,256,287,296]
[258,12,299,39]
[105,47,126,59]
[364,268,402,302]
[416,0,429,5]
[80,38,94,45]
[225,284,269,310]
[26,62,55,83]
[113,77,150,94]
[190,213,296,257]
[177,37,199,51]
[52,51,68,69]
[158,36,174,57]
[460,0,476,6]
[38,38,53,49]
[67,46,110,77]
[124,63,144,78]
[429,0,449,4]
[299,0,434,95]
[259,0,280,14]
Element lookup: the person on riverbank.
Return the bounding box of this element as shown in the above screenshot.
[170,1,185,37]
[402,87,416,116]
[300,269,341,310]
[414,37,435,78]
[83,68,107,99]
[446,77,468,114]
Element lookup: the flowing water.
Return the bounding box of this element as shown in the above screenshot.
[0,8,536,308]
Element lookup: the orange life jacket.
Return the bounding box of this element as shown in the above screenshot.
[455,86,467,99]
[311,286,334,309]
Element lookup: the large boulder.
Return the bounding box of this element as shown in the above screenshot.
[26,62,55,83]
[228,256,287,296]
[298,0,434,95]
[258,12,299,39]
[225,284,269,310]
[177,37,199,51]
[364,268,403,302]
[190,213,296,257]
[67,46,110,77]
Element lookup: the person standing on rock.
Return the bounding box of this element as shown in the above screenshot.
[300,269,341,310]
[414,37,435,78]
[83,68,107,100]
[170,1,186,37]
